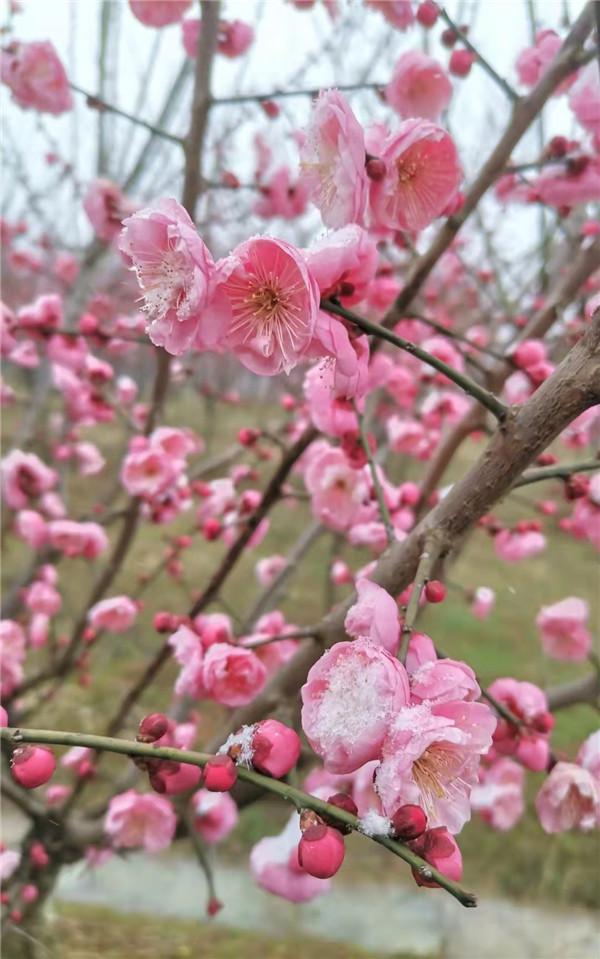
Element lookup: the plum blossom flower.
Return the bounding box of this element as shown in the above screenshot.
[241,611,300,678]
[535,762,600,833]
[569,62,600,138]
[84,180,136,245]
[488,677,551,771]
[0,619,26,697]
[409,658,480,706]
[301,638,410,774]
[88,596,138,634]
[471,758,525,830]
[14,510,48,549]
[304,225,378,307]
[192,789,238,844]
[366,0,415,29]
[386,52,452,122]
[255,555,287,587]
[535,597,592,661]
[0,849,21,882]
[104,790,176,852]
[182,18,254,58]
[217,236,320,375]
[129,0,191,28]
[344,578,400,655]
[299,90,369,228]
[369,119,461,232]
[250,813,331,903]
[375,700,496,833]
[515,30,572,93]
[304,443,372,531]
[494,527,546,562]
[201,643,267,708]
[471,586,495,620]
[169,624,205,698]
[1,450,57,510]
[1,40,72,114]
[120,198,217,355]
[47,520,108,559]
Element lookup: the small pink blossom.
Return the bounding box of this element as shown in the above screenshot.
[120,442,180,499]
[88,596,138,634]
[23,581,61,617]
[366,0,415,29]
[192,789,238,844]
[217,236,320,375]
[409,658,480,706]
[1,40,72,114]
[489,677,551,771]
[0,849,21,882]
[120,198,217,355]
[84,179,136,245]
[0,619,26,697]
[299,90,369,228]
[304,225,378,307]
[494,528,546,562]
[369,119,461,232]
[471,758,525,830]
[304,444,372,531]
[375,700,496,833]
[1,450,57,510]
[14,510,48,548]
[386,52,452,122]
[201,643,267,707]
[253,166,310,220]
[536,596,592,661]
[569,63,600,138]
[218,19,255,58]
[47,520,108,559]
[301,638,410,774]
[169,624,205,698]
[471,586,495,620]
[130,0,191,28]
[241,611,300,678]
[104,789,176,852]
[255,555,287,587]
[535,762,600,833]
[578,731,600,782]
[344,578,400,655]
[516,30,572,92]
[17,293,63,331]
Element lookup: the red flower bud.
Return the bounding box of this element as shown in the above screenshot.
[260,99,280,118]
[365,155,386,181]
[29,842,49,869]
[391,804,428,841]
[322,792,358,833]
[238,427,261,447]
[251,719,301,779]
[416,1,439,27]
[203,754,237,792]
[207,895,223,916]
[531,710,555,735]
[449,49,476,77]
[202,518,222,541]
[11,746,56,789]
[153,611,176,633]
[138,712,169,743]
[424,580,446,603]
[298,824,345,878]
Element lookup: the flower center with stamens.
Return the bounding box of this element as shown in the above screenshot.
[396,156,419,183]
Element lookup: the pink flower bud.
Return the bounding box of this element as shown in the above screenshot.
[449,49,476,77]
[260,99,280,118]
[153,611,177,633]
[298,824,345,879]
[391,804,427,840]
[138,712,169,743]
[416,1,439,27]
[204,755,237,792]
[531,711,555,735]
[207,895,223,916]
[160,761,202,794]
[29,842,49,869]
[322,792,358,834]
[512,339,546,370]
[238,427,261,447]
[365,156,386,181]
[409,826,462,887]
[424,580,446,603]
[202,518,222,541]
[11,746,56,789]
[20,884,39,904]
[251,720,301,778]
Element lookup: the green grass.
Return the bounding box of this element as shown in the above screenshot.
[3,400,599,915]
[4,902,426,959]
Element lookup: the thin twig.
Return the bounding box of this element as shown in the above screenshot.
[399,533,443,663]
[354,403,395,544]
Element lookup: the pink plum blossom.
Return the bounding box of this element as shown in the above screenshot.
[366,0,415,29]
[0,849,21,882]
[84,179,136,245]
[304,225,378,306]
[218,20,255,58]
[488,677,551,771]
[369,119,461,232]
[1,40,72,114]
[104,789,176,852]
[169,624,205,698]
[386,52,452,122]
[304,444,372,531]
[250,813,331,903]
[375,700,496,833]
[241,611,300,678]
[471,758,525,830]
[535,596,592,661]
[515,30,572,92]
[344,578,400,655]
[14,510,48,548]
[23,581,61,617]
[1,450,57,510]
[471,586,495,620]
[299,90,369,228]
[120,198,217,354]
[301,638,410,774]
[192,789,238,844]
[494,527,546,562]
[253,166,310,220]
[535,762,600,833]
[255,555,287,587]
[0,619,26,697]
[409,658,480,706]
[47,520,108,559]
[578,731,600,782]
[88,596,138,634]
[201,643,267,707]
[217,236,320,375]
[569,62,600,138]
[129,1,191,28]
